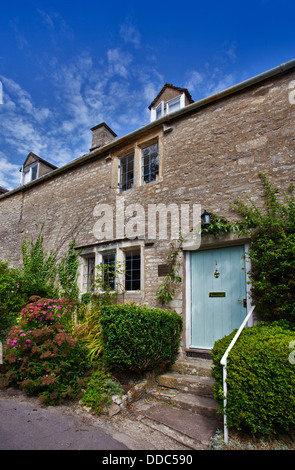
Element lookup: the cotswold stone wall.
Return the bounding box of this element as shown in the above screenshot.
[0,67,294,318]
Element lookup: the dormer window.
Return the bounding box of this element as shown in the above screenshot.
[22,162,39,184]
[149,83,194,122]
[154,97,181,120]
[20,152,58,186]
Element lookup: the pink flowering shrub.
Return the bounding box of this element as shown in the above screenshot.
[2,298,88,405]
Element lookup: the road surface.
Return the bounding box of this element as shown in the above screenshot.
[0,389,130,450]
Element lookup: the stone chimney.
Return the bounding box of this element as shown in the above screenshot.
[90,122,117,151]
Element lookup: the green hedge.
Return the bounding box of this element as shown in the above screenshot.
[212,321,295,436]
[100,304,183,373]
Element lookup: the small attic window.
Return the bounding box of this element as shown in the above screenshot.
[22,162,39,184]
[149,84,194,122]
[167,96,181,114]
[152,95,182,121]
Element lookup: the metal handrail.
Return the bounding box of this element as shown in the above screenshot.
[220,305,255,444]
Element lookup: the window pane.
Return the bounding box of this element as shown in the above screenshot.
[31,165,38,181]
[102,253,116,290]
[142,143,158,183]
[23,169,30,184]
[167,97,180,113]
[83,256,95,292]
[120,154,134,191]
[156,104,162,119]
[125,250,141,291]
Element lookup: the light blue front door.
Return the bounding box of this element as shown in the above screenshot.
[191,245,247,349]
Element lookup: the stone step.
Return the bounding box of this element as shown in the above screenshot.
[156,372,215,397]
[140,403,220,450]
[141,417,205,450]
[170,357,213,377]
[148,386,219,419]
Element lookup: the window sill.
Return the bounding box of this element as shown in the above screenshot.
[123,290,143,295]
[141,176,163,187]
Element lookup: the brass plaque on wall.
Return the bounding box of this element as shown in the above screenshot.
[158,264,172,277]
[209,292,226,297]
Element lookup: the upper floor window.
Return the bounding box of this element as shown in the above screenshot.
[22,163,39,185]
[154,96,181,120]
[142,143,159,184]
[120,153,134,192]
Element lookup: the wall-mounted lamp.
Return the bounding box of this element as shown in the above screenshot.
[201,210,211,228]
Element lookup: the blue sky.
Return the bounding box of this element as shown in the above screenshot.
[0,0,294,189]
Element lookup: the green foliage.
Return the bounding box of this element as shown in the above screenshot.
[232,173,295,320]
[74,304,103,362]
[81,362,124,414]
[0,261,25,338]
[249,229,295,319]
[58,239,81,300]
[101,304,183,373]
[2,298,88,405]
[212,321,295,436]
[21,229,58,300]
[201,213,246,237]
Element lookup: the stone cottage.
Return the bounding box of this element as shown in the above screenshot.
[0,59,294,356]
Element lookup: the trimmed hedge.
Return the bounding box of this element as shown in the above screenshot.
[212,321,295,436]
[100,304,183,373]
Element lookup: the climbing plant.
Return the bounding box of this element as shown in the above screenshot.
[156,237,183,305]
[232,173,295,320]
[58,239,81,300]
[21,228,58,300]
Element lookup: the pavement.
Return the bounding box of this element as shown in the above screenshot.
[0,388,134,450]
[0,387,221,451]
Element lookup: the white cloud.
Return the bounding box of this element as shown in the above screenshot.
[184,71,203,93]
[0,153,20,189]
[1,76,51,122]
[120,19,141,48]
[185,66,236,100]
[9,18,29,50]
[226,43,237,62]
[107,49,133,79]
[37,9,73,39]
